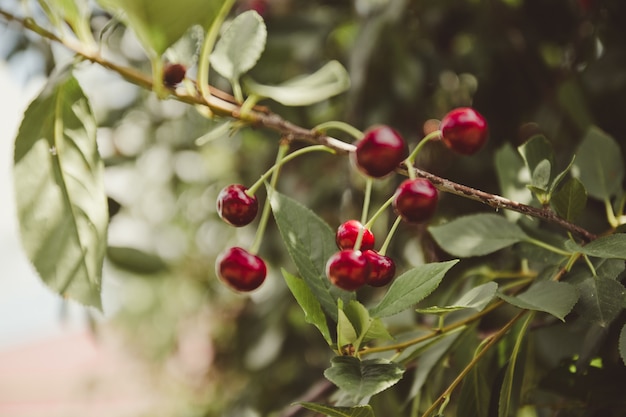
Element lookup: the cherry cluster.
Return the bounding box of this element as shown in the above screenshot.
[214,107,488,293]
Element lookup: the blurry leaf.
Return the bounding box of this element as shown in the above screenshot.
[194,120,235,146]
[297,402,374,417]
[270,187,353,321]
[340,300,392,351]
[551,178,587,221]
[575,276,626,327]
[245,61,350,106]
[96,0,226,56]
[337,301,358,349]
[40,0,93,42]
[494,143,533,221]
[578,234,626,259]
[324,356,404,402]
[548,154,576,194]
[573,126,624,200]
[458,366,490,417]
[417,282,498,314]
[499,313,533,417]
[211,10,267,81]
[518,135,554,184]
[498,281,578,321]
[369,260,458,318]
[619,324,626,365]
[429,214,528,257]
[282,269,332,345]
[107,246,168,274]
[13,70,107,309]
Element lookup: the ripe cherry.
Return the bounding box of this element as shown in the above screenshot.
[440,107,488,155]
[163,63,186,87]
[216,247,267,292]
[336,220,375,251]
[325,250,370,291]
[363,250,396,287]
[353,125,408,178]
[216,184,259,227]
[393,178,438,223]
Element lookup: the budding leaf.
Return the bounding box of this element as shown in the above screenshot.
[13,69,107,309]
[429,213,528,257]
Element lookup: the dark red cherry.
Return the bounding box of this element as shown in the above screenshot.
[439,107,488,155]
[336,220,375,251]
[393,178,438,223]
[363,250,396,287]
[216,184,259,227]
[325,250,370,291]
[163,63,186,87]
[353,125,408,178]
[216,247,267,292]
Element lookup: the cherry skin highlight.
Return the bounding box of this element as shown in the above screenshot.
[440,107,488,155]
[393,178,438,223]
[353,125,408,178]
[325,249,370,291]
[363,250,396,287]
[216,184,259,227]
[216,247,267,292]
[336,220,375,251]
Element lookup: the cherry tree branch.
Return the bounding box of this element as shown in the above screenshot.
[0,9,597,242]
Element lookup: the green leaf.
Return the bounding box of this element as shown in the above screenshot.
[40,0,94,43]
[575,276,626,327]
[282,269,332,345]
[498,281,578,321]
[518,135,554,183]
[270,187,353,321]
[323,356,404,402]
[337,301,358,349]
[548,154,576,194]
[97,0,226,56]
[107,246,168,274]
[339,300,392,351]
[429,214,528,257]
[369,260,459,318]
[530,159,552,191]
[578,234,626,259]
[458,366,490,417]
[13,71,107,309]
[573,126,625,200]
[244,61,350,106]
[619,324,626,366]
[297,402,374,417]
[499,313,533,417]
[494,143,533,221]
[551,177,587,221]
[211,10,267,82]
[417,282,498,314]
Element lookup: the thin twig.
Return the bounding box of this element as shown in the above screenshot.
[0,8,597,242]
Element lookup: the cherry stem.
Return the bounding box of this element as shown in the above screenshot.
[378,215,402,256]
[363,194,394,231]
[250,143,289,255]
[247,145,335,196]
[1,8,597,242]
[404,130,441,180]
[313,121,364,141]
[354,178,373,251]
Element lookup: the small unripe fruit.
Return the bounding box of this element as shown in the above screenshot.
[440,107,488,155]
[216,247,267,292]
[216,184,259,227]
[363,250,396,287]
[353,125,408,178]
[325,249,370,291]
[393,178,438,223]
[163,63,186,87]
[336,220,375,251]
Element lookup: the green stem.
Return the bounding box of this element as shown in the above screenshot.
[524,237,572,257]
[404,130,441,180]
[605,198,619,228]
[247,145,335,196]
[354,178,373,251]
[378,215,402,256]
[250,143,289,255]
[197,0,236,108]
[363,194,394,230]
[313,121,364,140]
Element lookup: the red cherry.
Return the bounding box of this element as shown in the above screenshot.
[336,220,375,251]
[163,63,186,87]
[216,247,267,292]
[216,184,259,227]
[440,107,488,155]
[363,250,396,287]
[393,178,438,223]
[325,250,370,291]
[353,125,408,178]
